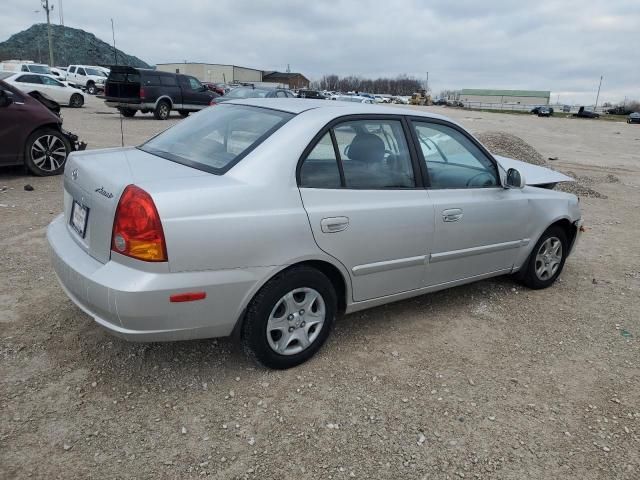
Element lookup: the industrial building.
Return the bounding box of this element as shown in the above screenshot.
[156,63,263,83]
[460,89,550,105]
[155,63,309,89]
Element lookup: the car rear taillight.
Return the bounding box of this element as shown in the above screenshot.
[111,185,167,262]
[139,87,146,99]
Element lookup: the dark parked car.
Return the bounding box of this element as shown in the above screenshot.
[537,106,551,117]
[628,112,640,124]
[607,106,634,115]
[296,89,325,99]
[572,106,600,119]
[531,106,554,115]
[103,66,217,120]
[0,73,84,175]
[212,86,295,104]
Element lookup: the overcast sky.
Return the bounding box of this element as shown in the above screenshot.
[2,0,638,104]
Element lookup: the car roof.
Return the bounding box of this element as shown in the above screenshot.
[225,97,455,121]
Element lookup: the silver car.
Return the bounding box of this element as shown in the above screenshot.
[47,99,583,369]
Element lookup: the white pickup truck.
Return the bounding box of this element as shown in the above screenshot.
[66,65,106,94]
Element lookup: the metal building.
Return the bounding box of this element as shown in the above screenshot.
[460,89,550,105]
[156,63,263,83]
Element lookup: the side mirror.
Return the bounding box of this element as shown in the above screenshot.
[0,90,14,108]
[505,168,525,189]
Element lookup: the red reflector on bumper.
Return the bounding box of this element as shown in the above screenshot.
[170,292,207,303]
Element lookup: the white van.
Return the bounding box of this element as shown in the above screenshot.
[0,60,52,75]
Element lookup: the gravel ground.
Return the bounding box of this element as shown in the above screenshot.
[1,98,639,479]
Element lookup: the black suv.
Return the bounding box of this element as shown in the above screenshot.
[103,66,217,120]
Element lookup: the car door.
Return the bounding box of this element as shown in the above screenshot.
[38,75,67,104]
[0,87,28,165]
[298,116,434,302]
[180,76,210,108]
[410,119,529,286]
[67,66,76,84]
[75,67,87,86]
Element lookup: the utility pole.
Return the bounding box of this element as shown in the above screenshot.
[594,75,603,110]
[58,0,64,25]
[111,18,118,65]
[426,71,429,92]
[41,0,54,66]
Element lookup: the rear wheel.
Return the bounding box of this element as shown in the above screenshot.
[515,226,568,289]
[242,266,337,369]
[178,110,190,118]
[119,108,137,117]
[154,100,171,120]
[70,93,84,108]
[86,82,96,95]
[24,128,71,176]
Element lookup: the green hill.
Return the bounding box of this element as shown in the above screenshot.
[0,23,151,68]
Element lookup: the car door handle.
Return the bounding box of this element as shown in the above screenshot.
[442,208,463,222]
[321,217,349,233]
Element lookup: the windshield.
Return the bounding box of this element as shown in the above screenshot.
[140,105,293,174]
[28,64,51,74]
[225,87,270,99]
[85,68,103,76]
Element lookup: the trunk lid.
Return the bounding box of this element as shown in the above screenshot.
[63,147,210,263]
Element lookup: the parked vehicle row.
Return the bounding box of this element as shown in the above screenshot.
[47,98,582,369]
[0,71,85,176]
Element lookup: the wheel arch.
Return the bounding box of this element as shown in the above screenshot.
[154,95,173,109]
[230,258,351,339]
[20,122,65,162]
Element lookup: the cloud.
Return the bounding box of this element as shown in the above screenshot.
[1,0,638,104]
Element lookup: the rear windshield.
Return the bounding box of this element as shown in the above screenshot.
[139,105,293,174]
[225,87,270,99]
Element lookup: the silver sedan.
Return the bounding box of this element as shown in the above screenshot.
[47,99,583,369]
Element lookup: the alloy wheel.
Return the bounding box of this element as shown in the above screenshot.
[534,237,563,281]
[30,135,68,172]
[266,288,326,355]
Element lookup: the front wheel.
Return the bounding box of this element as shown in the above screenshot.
[86,82,96,95]
[69,93,84,108]
[24,128,71,176]
[242,266,337,369]
[515,226,568,289]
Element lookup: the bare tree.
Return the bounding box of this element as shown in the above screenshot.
[315,74,422,95]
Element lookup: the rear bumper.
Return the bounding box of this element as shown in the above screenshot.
[47,214,269,342]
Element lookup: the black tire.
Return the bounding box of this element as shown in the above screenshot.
[70,93,84,108]
[86,82,96,95]
[154,100,171,120]
[24,128,71,176]
[242,266,337,369]
[515,226,568,289]
[178,110,190,118]
[119,108,137,118]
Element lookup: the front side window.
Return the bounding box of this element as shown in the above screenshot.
[41,76,63,87]
[188,77,202,90]
[16,75,41,84]
[77,68,86,76]
[140,104,293,174]
[412,121,498,189]
[333,119,415,188]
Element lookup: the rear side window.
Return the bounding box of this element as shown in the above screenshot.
[16,74,42,84]
[143,75,161,85]
[140,104,293,174]
[300,119,416,189]
[160,76,177,86]
[300,133,342,188]
[109,71,140,83]
[77,68,86,76]
[68,66,76,73]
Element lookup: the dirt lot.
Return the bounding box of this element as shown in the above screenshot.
[1,97,639,479]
